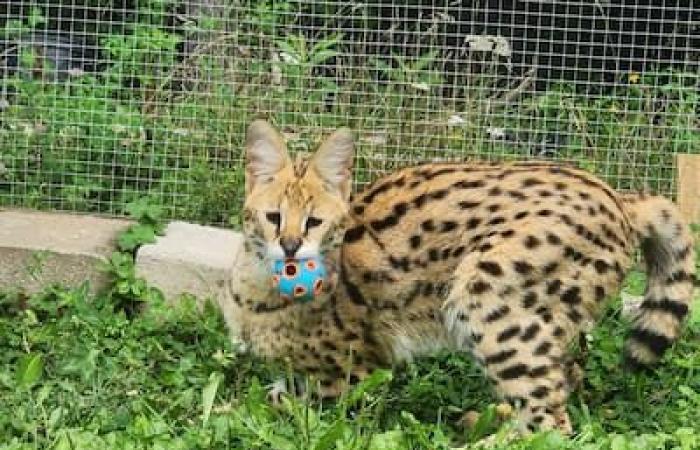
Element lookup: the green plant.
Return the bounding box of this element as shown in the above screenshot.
[103,198,165,315]
[0,263,698,448]
[99,0,181,96]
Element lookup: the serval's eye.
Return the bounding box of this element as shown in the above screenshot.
[305,216,323,231]
[265,212,281,227]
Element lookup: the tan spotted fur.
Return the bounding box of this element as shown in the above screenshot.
[218,120,696,434]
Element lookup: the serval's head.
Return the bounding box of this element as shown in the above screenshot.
[242,120,355,264]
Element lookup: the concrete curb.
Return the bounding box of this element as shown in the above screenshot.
[0,209,243,301]
[135,221,242,303]
[0,209,132,295]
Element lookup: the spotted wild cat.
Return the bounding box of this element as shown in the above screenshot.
[217,120,696,434]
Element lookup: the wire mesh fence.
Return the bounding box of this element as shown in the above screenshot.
[1,1,698,226]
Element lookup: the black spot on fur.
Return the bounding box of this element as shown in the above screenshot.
[567,309,583,323]
[530,386,550,399]
[423,167,457,180]
[561,286,582,305]
[546,233,562,245]
[388,255,411,272]
[441,248,452,260]
[322,341,338,351]
[409,235,422,249]
[466,217,482,230]
[344,225,366,243]
[522,178,545,187]
[666,270,692,285]
[421,219,436,232]
[594,259,609,274]
[484,304,510,322]
[564,246,583,262]
[546,279,562,295]
[561,216,578,231]
[521,279,537,289]
[441,221,458,232]
[362,181,392,203]
[524,235,541,249]
[470,280,492,295]
[521,323,541,341]
[497,325,522,343]
[534,341,552,356]
[629,328,672,356]
[459,200,481,209]
[453,179,486,189]
[478,261,504,277]
[535,306,553,323]
[522,292,538,308]
[393,202,408,216]
[488,216,506,226]
[486,348,518,364]
[640,298,689,321]
[595,286,606,301]
[543,262,558,275]
[508,190,528,200]
[413,193,428,208]
[430,189,449,200]
[514,211,529,220]
[477,243,494,253]
[513,260,534,276]
[343,331,359,341]
[428,248,440,262]
[498,363,530,380]
[529,365,550,378]
[252,302,289,313]
[370,215,399,232]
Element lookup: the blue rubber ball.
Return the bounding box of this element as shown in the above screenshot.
[271,257,327,303]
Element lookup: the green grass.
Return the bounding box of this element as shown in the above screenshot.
[1,260,698,449]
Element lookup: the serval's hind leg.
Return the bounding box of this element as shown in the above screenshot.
[443,250,573,434]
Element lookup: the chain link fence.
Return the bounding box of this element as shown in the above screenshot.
[1,1,697,226]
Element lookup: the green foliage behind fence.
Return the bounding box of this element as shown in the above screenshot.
[1,1,698,225]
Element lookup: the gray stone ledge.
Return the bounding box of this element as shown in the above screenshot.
[0,209,132,295]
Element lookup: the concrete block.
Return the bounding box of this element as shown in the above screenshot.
[135,221,242,303]
[0,209,132,295]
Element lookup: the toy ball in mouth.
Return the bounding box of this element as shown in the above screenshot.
[271,257,327,303]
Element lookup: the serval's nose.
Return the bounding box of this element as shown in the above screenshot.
[280,236,302,258]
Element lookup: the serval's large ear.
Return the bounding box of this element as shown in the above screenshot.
[309,128,355,200]
[245,120,291,194]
